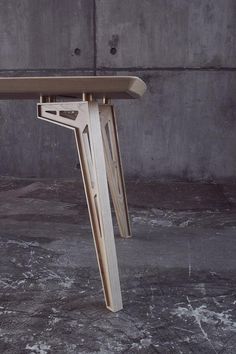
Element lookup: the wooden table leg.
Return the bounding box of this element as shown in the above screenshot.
[37,100,123,312]
[99,104,132,238]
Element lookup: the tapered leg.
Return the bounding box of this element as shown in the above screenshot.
[74,102,122,312]
[99,104,131,238]
[37,101,123,312]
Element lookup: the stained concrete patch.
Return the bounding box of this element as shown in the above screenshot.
[96,0,236,68]
[127,181,232,210]
[0,178,236,353]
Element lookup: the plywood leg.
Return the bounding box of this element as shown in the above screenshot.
[99,104,132,238]
[74,102,122,312]
[37,100,123,312]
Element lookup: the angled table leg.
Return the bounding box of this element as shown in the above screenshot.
[37,100,122,312]
[99,104,132,238]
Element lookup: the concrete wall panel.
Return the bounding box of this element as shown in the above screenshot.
[96,0,236,68]
[0,0,94,69]
[112,71,236,180]
[0,99,81,178]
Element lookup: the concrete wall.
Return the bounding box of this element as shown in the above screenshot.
[0,0,236,180]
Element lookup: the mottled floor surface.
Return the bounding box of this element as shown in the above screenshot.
[0,178,235,354]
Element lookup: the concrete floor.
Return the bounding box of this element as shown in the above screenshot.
[0,177,235,353]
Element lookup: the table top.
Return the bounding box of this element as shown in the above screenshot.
[0,76,146,100]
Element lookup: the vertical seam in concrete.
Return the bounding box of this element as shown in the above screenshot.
[93,0,97,76]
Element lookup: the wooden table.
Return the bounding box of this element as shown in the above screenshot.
[0,76,146,312]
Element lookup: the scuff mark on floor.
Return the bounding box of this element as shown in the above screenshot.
[172,295,236,353]
[25,342,51,354]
